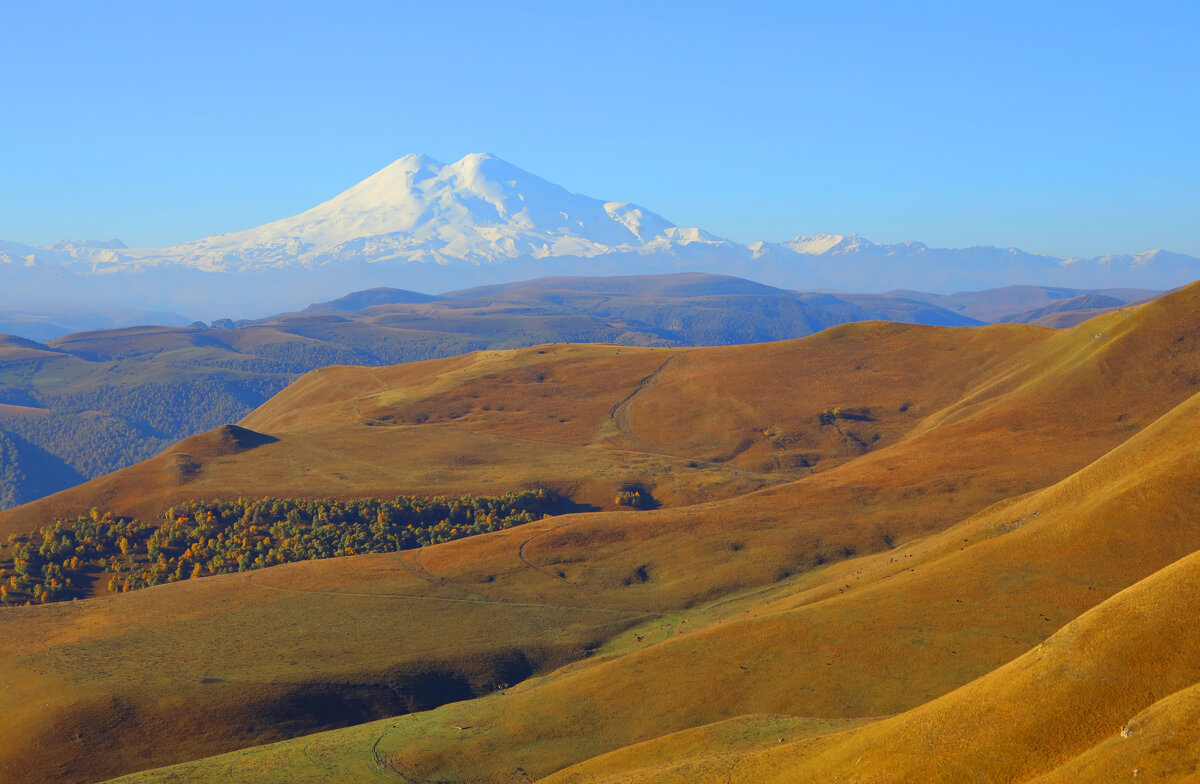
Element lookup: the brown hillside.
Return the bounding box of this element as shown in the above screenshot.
[3,282,1200,783]
[0,333,66,361]
[535,383,1200,782]
[46,325,208,359]
[1028,306,1116,328]
[0,323,1046,534]
[102,352,1200,784]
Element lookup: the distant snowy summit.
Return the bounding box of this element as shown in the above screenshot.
[2,153,1198,302]
[2,153,737,273]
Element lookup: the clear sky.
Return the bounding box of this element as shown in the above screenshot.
[2,0,1197,257]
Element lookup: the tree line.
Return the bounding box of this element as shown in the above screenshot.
[1,489,569,605]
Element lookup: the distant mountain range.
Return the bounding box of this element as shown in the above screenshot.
[0,303,192,344]
[1,154,1196,318]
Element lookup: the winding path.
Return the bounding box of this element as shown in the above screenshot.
[608,353,687,453]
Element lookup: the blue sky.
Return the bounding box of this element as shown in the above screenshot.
[2,1,1197,257]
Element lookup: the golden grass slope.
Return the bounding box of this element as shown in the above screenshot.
[4,282,1200,783]
[0,322,1046,534]
[556,545,1200,783]
[0,538,649,783]
[109,379,1200,784]
[538,382,1200,782]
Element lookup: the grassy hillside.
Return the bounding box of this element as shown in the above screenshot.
[0,282,1193,783]
[0,273,986,511]
[105,384,1200,784]
[539,384,1200,782]
[0,274,1150,512]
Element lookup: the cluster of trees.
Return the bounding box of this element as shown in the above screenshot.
[237,332,488,372]
[0,430,27,510]
[52,379,289,441]
[0,489,568,605]
[615,483,656,509]
[3,511,150,604]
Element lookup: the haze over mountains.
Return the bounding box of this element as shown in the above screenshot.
[2,153,1195,318]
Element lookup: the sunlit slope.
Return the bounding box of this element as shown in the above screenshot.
[240,322,1041,473]
[752,531,1200,782]
[17,280,1198,544]
[180,282,1200,781]
[0,323,1045,534]
[361,380,1200,783]
[471,281,1200,608]
[0,345,748,530]
[1030,683,1200,782]
[532,383,1200,782]
[553,550,1200,783]
[94,284,1200,783]
[106,381,1200,784]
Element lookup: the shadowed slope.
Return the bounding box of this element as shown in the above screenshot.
[0,429,85,508]
[0,538,648,784]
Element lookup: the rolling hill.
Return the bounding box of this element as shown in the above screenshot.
[0,272,1005,511]
[0,282,1197,782]
[0,274,1156,512]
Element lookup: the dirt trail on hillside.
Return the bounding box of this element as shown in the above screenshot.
[609,353,685,453]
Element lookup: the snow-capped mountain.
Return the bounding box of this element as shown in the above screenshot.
[2,153,1198,317]
[15,154,738,272]
[745,233,1087,292]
